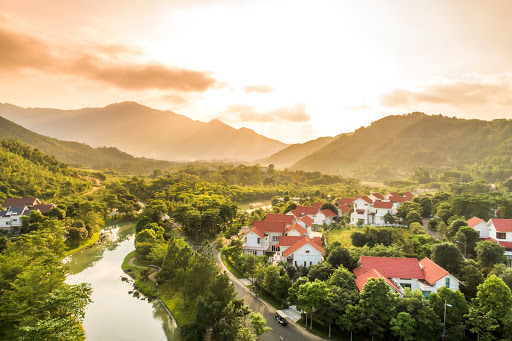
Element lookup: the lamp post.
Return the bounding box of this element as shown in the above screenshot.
[442,300,452,338]
[456,240,467,258]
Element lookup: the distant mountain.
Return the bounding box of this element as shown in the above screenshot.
[0,102,288,161]
[258,136,337,169]
[291,112,512,178]
[0,116,192,173]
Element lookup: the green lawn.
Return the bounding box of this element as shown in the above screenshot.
[64,231,101,256]
[326,225,413,248]
[121,251,194,327]
[221,253,245,279]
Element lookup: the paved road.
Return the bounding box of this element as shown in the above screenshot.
[214,249,323,341]
[422,217,441,239]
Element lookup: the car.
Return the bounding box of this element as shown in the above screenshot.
[275,310,288,326]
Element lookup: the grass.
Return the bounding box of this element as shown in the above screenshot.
[246,283,285,310]
[221,253,245,279]
[158,282,195,327]
[121,251,194,327]
[326,225,414,248]
[64,231,101,256]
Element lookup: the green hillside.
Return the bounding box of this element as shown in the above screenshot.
[258,135,336,169]
[0,139,91,201]
[292,113,512,181]
[0,116,190,174]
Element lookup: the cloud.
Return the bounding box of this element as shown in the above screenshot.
[380,73,512,107]
[0,24,217,92]
[225,104,310,122]
[243,84,273,93]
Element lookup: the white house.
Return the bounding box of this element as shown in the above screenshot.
[287,203,335,225]
[350,196,373,225]
[284,222,308,236]
[1,197,41,209]
[297,215,314,231]
[467,217,512,266]
[466,217,488,238]
[0,206,33,233]
[353,256,462,298]
[274,236,324,267]
[242,221,287,255]
[372,200,395,225]
[336,204,351,218]
[318,209,337,225]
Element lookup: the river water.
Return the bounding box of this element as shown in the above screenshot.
[65,222,180,341]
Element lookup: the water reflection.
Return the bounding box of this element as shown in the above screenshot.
[66,222,180,340]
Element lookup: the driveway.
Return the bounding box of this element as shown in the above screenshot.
[214,249,323,341]
[422,218,441,239]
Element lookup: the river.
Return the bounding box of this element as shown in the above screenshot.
[65,222,180,341]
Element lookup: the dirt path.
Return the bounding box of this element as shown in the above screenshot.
[128,256,159,281]
[81,176,104,196]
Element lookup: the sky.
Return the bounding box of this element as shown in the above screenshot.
[1,0,512,144]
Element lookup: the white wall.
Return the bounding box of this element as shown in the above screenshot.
[289,243,323,268]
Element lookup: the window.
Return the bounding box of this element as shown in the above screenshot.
[401,283,411,289]
[295,261,297,266]
[304,261,307,267]
[271,245,276,251]
[310,261,312,265]
[257,238,260,244]
[273,235,279,241]
[305,250,310,254]
[422,291,430,299]
[497,232,507,239]
[445,278,450,288]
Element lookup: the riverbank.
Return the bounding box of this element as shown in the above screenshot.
[64,230,101,256]
[122,251,194,328]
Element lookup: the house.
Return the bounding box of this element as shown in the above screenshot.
[403,192,414,201]
[0,206,34,233]
[273,236,324,267]
[319,209,337,225]
[284,222,308,236]
[368,193,384,202]
[288,203,334,225]
[336,198,355,206]
[33,203,57,213]
[242,221,287,255]
[297,215,314,230]
[466,217,488,238]
[353,256,462,298]
[350,196,373,225]
[337,204,351,217]
[264,213,295,226]
[1,197,41,209]
[372,200,395,225]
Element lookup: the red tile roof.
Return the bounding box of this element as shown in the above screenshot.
[300,216,314,227]
[418,257,449,284]
[356,209,365,214]
[2,198,41,207]
[358,256,424,279]
[277,235,303,247]
[264,213,295,225]
[283,237,324,257]
[243,226,265,239]
[337,198,355,205]
[290,205,319,217]
[358,196,372,203]
[321,209,337,217]
[467,217,485,227]
[338,204,351,214]
[354,268,403,294]
[373,200,393,209]
[403,192,414,201]
[388,195,405,203]
[490,219,512,232]
[371,193,384,200]
[285,223,307,235]
[497,240,512,249]
[312,202,322,209]
[253,221,287,233]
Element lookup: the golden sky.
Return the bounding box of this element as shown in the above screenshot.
[1,0,512,143]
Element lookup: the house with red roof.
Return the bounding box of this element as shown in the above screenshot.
[297,215,314,232]
[287,203,336,226]
[264,213,295,226]
[350,196,398,226]
[273,236,324,268]
[336,198,355,206]
[242,221,287,255]
[336,204,351,217]
[0,198,56,233]
[466,217,488,238]
[353,256,462,298]
[368,193,384,202]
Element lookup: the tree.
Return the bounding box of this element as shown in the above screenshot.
[326,246,354,269]
[297,279,329,330]
[454,226,479,257]
[409,222,424,234]
[338,304,362,341]
[466,306,498,341]
[307,262,334,281]
[390,312,416,341]
[475,241,507,271]
[429,287,469,340]
[431,242,465,276]
[328,266,358,291]
[460,260,484,298]
[490,263,512,289]
[320,203,337,217]
[473,275,512,335]
[397,289,442,341]
[384,211,395,224]
[359,278,398,340]
[249,312,269,336]
[406,210,423,226]
[447,219,469,239]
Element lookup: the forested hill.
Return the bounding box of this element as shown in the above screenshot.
[291,113,512,180]
[257,135,336,169]
[0,116,206,174]
[0,139,91,200]
[0,101,287,161]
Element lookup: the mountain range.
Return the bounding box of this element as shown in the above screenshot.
[0,102,287,161]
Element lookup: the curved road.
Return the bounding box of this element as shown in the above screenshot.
[214,249,323,341]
